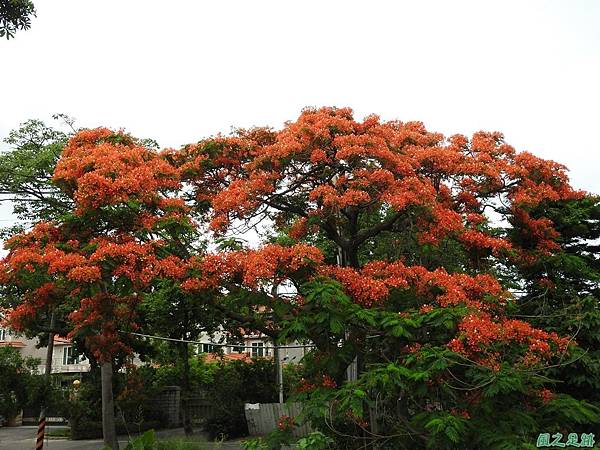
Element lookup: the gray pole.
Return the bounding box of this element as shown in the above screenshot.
[270,283,284,404]
[274,344,284,403]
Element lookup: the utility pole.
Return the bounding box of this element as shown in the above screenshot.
[270,283,284,404]
[36,311,55,450]
[274,344,284,404]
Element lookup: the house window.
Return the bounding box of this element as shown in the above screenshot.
[0,328,6,341]
[63,346,77,365]
[251,342,264,357]
[231,344,245,354]
[201,343,217,353]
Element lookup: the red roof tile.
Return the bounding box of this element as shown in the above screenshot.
[203,352,254,363]
[0,341,26,348]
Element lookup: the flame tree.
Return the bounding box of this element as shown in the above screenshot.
[2,108,598,449]
[0,129,190,449]
[173,107,599,449]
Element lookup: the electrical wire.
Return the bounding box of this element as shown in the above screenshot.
[121,330,315,350]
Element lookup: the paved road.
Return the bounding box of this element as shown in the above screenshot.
[0,426,245,450]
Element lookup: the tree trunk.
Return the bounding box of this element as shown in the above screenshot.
[338,245,359,382]
[346,246,360,269]
[179,341,194,436]
[101,361,119,450]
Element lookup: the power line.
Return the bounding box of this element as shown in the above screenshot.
[121,330,315,350]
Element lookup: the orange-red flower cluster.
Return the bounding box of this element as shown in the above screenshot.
[277,415,297,431]
[537,388,555,405]
[324,260,505,309]
[182,244,324,292]
[447,312,570,367]
[54,128,182,214]
[295,373,337,393]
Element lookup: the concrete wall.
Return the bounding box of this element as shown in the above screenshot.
[154,386,181,428]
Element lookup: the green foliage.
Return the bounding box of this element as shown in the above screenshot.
[101,430,210,450]
[0,119,81,353]
[241,429,292,450]
[421,412,467,447]
[142,357,278,440]
[539,394,600,427]
[268,192,600,449]
[0,118,71,224]
[242,438,269,450]
[138,280,220,364]
[508,196,600,430]
[0,346,41,418]
[68,367,166,440]
[295,431,334,450]
[358,211,469,273]
[102,430,158,450]
[151,356,218,388]
[122,430,156,450]
[202,358,277,439]
[242,430,334,450]
[155,437,208,450]
[0,0,35,39]
[280,278,369,381]
[287,326,600,449]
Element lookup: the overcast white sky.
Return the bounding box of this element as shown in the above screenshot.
[1,0,599,225]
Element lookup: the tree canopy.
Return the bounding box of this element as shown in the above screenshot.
[1,107,599,449]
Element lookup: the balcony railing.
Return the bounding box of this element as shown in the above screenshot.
[36,358,91,374]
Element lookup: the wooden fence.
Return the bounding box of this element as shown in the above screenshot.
[244,402,311,438]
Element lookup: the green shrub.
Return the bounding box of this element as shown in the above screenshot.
[102,429,156,450]
[144,356,279,439]
[202,358,276,439]
[68,365,167,440]
[155,437,208,450]
[101,430,208,450]
[70,419,103,440]
[151,356,218,389]
[295,431,334,449]
[0,346,42,419]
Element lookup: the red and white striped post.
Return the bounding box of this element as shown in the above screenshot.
[35,412,46,450]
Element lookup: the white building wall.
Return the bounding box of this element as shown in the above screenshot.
[0,326,90,374]
[197,330,308,363]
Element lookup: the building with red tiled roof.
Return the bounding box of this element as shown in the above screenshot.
[0,325,90,374]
